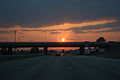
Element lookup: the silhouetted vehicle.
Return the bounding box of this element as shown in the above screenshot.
[60,53,66,56]
[56,52,66,56]
[56,52,61,56]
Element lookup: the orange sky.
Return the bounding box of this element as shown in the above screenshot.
[0,19,120,42]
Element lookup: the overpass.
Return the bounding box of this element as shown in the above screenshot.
[0,42,116,55]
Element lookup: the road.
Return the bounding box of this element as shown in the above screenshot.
[0,55,120,80]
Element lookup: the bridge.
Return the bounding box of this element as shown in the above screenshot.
[0,42,116,55]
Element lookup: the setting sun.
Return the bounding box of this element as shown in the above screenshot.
[61,38,65,42]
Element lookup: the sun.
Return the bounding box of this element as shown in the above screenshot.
[61,38,65,42]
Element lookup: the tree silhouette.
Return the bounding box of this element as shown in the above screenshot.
[96,37,106,42]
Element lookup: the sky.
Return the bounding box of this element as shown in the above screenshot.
[0,0,120,42]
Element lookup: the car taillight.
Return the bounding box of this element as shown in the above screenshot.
[61,53,64,56]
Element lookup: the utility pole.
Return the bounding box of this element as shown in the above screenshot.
[14,30,16,42]
[18,32,24,42]
[14,30,17,54]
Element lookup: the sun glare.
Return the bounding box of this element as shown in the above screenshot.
[61,38,65,42]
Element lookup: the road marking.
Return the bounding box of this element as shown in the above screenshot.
[68,66,72,70]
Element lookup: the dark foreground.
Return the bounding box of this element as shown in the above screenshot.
[0,56,120,80]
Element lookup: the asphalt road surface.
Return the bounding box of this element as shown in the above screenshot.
[0,55,120,80]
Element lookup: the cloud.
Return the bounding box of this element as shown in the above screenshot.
[0,18,118,34]
[0,30,12,34]
[63,20,120,34]
[65,25,120,34]
[96,27,120,33]
[0,0,120,28]
[49,32,61,34]
[40,18,116,30]
[67,26,120,34]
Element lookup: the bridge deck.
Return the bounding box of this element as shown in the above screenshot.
[0,42,116,47]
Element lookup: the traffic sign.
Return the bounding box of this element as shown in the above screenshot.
[84,41,89,47]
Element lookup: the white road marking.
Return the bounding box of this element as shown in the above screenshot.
[68,66,72,70]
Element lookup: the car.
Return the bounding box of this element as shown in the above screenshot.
[56,52,61,56]
[60,53,64,56]
[60,53,66,56]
